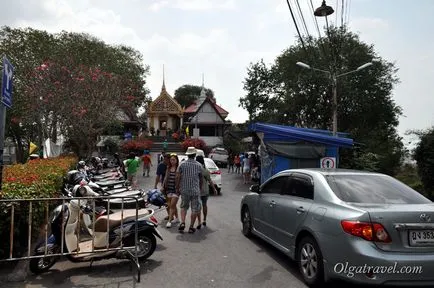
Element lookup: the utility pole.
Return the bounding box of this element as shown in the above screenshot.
[332,76,338,136]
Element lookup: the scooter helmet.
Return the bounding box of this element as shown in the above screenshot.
[147,189,166,207]
[77,160,86,169]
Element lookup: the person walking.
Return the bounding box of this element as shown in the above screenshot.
[227,152,234,173]
[234,154,241,174]
[196,155,217,229]
[242,153,251,184]
[125,152,140,189]
[163,139,168,153]
[239,153,245,174]
[163,153,180,228]
[176,147,203,234]
[155,153,170,220]
[141,150,152,177]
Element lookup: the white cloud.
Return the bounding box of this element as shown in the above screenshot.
[175,0,236,10]
[148,1,169,12]
[147,0,236,11]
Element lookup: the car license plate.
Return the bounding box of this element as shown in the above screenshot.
[409,230,434,245]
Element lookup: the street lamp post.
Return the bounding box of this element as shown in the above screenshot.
[296,61,373,136]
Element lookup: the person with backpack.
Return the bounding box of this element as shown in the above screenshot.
[125,152,140,189]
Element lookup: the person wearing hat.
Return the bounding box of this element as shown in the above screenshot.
[176,146,203,233]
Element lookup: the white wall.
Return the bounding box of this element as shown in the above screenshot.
[191,102,224,124]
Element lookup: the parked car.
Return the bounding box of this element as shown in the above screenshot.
[240,168,434,287]
[204,158,222,195]
[177,155,222,195]
[208,147,229,167]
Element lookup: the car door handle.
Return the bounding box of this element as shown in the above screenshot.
[296,207,305,214]
[269,200,276,207]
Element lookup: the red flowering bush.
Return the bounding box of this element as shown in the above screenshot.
[1,155,77,199]
[121,139,153,154]
[0,156,77,259]
[181,138,208,152]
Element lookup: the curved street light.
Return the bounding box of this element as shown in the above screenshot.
[296,61,373,136]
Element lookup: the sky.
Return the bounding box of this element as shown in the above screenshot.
[2,0,433,145]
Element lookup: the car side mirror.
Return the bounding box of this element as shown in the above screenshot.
[249,184,260,193]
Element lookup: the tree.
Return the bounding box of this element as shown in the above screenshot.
[174,84,214,108]
[25,60,129,158]
[0,26,151,159]
[0,27,58,162]
[413,127,434,198]
[240,26,404,175]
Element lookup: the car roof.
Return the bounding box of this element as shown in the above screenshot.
[275,168,384,177]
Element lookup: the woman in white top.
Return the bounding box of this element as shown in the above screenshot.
[242,153,251,184]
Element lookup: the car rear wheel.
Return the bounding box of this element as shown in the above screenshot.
[242,207,252,238]
[297,236,324,287]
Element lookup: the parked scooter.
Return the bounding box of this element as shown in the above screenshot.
[62,170,147,209]
[29,196,162,274]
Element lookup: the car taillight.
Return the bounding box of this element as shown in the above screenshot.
[211,170,221,175]
[150,216,158,225]
[341,220,391,243]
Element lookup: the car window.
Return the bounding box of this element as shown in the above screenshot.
[325,174,431,204]
[285,177,314,199]
[261,176,288,194]
[204,159,218,170]
[212,150,228,155]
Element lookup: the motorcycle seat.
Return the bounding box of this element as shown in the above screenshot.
[93,209,150,232]
[96,180,125,187]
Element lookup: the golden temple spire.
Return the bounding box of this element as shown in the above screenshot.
[162,64,166,91]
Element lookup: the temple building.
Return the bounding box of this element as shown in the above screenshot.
[146,77,184,137]
[183,79,230,147]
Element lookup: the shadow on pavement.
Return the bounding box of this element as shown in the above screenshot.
[24,258,163,288]
[175,226,217,243]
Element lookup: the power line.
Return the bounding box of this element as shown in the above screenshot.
[335,0,339,25]
[346,0,351,25]
[310,0,322,38]
[309,0,329,63]
[295,0,310,37]
[341,0,345,27]
[285,0,308,53]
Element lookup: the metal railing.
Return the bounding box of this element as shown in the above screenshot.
[0,195,146,282]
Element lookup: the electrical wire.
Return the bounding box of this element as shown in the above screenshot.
[309,0,329,64]
[346,0,351,25]
[341,0,345,27]
[285,0,308,53]
[295,0,310,37]
[310,0,322,38]
[335,0,339,25]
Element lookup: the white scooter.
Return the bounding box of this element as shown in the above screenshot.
[29,189,162,275]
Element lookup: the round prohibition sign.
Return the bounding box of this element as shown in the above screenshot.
[321,157,335,169]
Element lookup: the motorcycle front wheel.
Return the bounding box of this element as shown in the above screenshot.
[29,251,58,274]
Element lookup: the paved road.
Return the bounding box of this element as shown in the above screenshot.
[4,154,414,288]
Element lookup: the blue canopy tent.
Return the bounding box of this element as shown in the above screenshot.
[248,122,354,183]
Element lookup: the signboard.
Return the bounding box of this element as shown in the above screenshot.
[2,57,14,108]
[320,157,336,169]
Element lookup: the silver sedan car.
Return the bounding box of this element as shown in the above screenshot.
[240,168,434,287]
